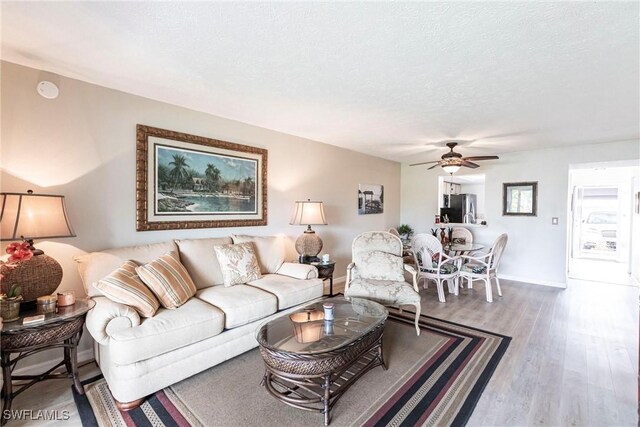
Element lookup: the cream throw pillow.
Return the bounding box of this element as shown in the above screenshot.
[358,250,405,281]
[95,260,160,318]
[231,235,285,274]
[214,242,262,287]
[136,251,197,309]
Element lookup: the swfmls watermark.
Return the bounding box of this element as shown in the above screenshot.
[2,409,70,421]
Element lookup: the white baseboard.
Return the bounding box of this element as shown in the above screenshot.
[12,348,95,376]
[498,274,566,289]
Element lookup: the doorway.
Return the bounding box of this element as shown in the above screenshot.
[567,163,638,286]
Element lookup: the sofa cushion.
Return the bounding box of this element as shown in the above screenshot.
[345,278,421,306]
[74,252,124,297]
[104,241,178,264]
[95,260,160,318]
[108,298,225,365]
[231,235,285,274]
[213,242,261,287]
[174,237,232,289]
[136,251,197,309]
[247,274,324,310]
[195,285,277,329]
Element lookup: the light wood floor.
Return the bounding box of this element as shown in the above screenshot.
[4,278,638,426]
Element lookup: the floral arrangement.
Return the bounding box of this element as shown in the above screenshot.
[0,241,33,300]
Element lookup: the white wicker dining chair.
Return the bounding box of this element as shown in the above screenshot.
[387,227,400,237]
[451,227,473,244]
[411,233,460,303]
[459,233,508,302]
[345,231,422,335]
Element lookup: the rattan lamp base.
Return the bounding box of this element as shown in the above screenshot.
[0,254,63,303]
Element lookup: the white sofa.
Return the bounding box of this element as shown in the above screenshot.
[76,235,323,407]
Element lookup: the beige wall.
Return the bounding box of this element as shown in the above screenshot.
[1,61,401,298]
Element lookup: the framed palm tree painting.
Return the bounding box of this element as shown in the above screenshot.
[136,125,267,231]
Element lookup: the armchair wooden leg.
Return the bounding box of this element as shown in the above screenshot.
[495,276,503,297]
[115,397,146,411]
[414,303,421,336]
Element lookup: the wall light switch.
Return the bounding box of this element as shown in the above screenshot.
[552,217,558,225]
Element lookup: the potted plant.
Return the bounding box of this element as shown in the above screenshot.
[397,224,414,240]
[0,284,22,322]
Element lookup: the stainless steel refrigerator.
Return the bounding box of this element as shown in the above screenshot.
[441,194,477,224]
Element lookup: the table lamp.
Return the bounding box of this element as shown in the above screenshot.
[0,190,76,303]
[289,199,327,262]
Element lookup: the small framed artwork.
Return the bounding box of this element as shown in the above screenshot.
[503,182,537,216]
[358,184,384,215]
[136,125,267,231]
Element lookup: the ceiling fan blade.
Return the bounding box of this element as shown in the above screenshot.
[427,163,442,170]
[409,160,441,166]
[461,155,499,161]
[461,161,480,168]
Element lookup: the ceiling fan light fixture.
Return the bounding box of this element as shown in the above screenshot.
[442,164,461,174]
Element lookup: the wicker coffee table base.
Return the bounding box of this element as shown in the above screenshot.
[259,322,386,425]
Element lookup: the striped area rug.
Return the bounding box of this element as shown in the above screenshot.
[73,312,510,427]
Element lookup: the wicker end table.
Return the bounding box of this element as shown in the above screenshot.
[0,299,95,425]
[309,261,336,296]
[256,297,387,425]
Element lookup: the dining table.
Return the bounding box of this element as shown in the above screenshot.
[443,242,485,256]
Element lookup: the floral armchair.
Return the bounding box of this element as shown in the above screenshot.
[345,231,421,336]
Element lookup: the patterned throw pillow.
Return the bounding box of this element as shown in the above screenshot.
[135,251,197,309]
[214,242,262,287]
[95,260,160,317]
[357,250,405,281]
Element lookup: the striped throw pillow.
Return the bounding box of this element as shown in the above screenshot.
[95,260,160,318]
[136,251,197,309]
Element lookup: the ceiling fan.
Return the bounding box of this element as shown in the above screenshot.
[410,141,499,173]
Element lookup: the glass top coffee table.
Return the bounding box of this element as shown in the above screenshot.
[256,297,388,425]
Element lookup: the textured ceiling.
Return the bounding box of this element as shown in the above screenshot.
[2,2,638,163]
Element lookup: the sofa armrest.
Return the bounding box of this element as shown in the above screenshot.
[276,262,318,280]
[86,297,141,345]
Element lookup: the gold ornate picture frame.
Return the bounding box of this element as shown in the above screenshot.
[136,125,267,231]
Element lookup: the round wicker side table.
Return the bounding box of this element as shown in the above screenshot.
[0,299,94,426]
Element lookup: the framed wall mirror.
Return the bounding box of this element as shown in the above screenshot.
[503,182,537,216]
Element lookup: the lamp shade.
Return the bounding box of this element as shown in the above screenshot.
[289,200,328,226]
[1,191,76,241]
